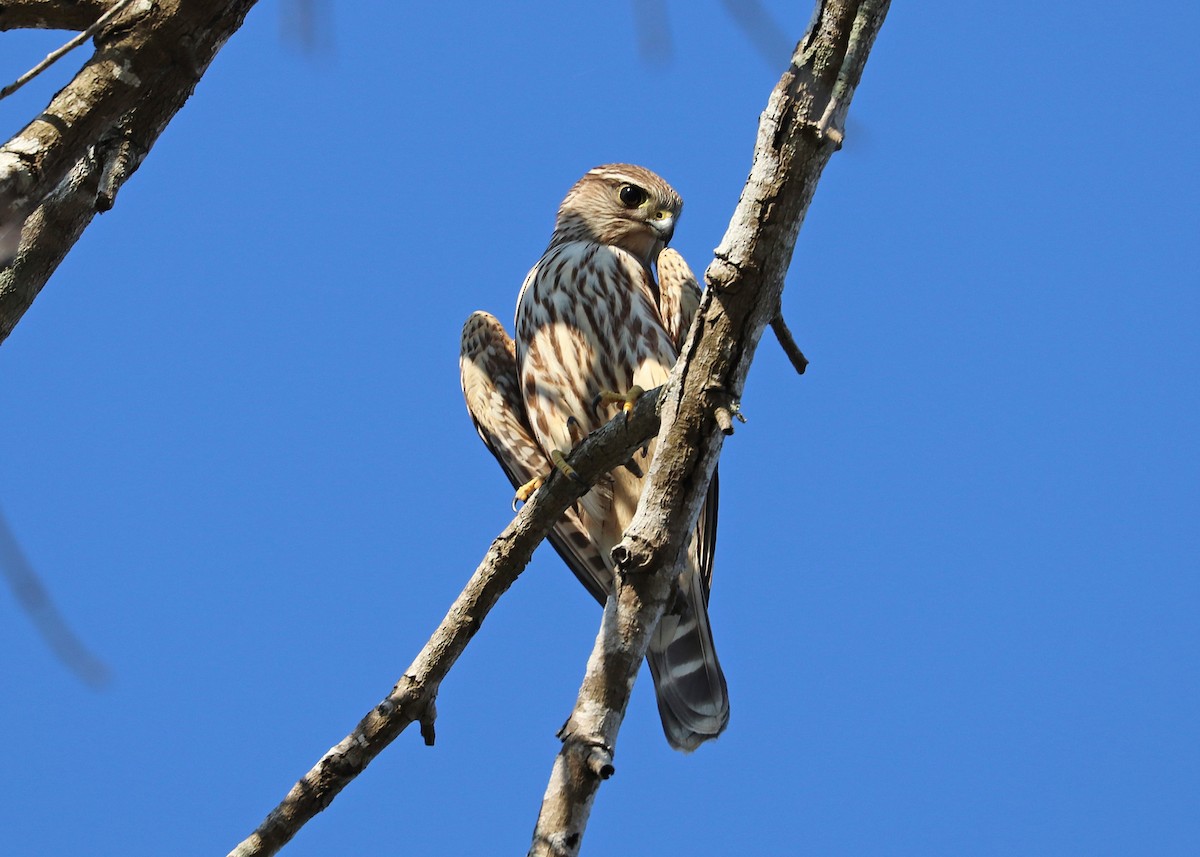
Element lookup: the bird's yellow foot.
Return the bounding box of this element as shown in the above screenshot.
[513,475,544,506]
[592,385,645,420]
[512,449,589,509]
[549,449,585,485]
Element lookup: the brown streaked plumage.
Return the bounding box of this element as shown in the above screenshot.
[460,164,728,751]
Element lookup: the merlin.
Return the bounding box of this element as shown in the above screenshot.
[460,164,728,751]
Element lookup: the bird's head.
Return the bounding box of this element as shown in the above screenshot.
[552,164,683,265]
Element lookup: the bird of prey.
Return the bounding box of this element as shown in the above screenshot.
[460,164,727,751]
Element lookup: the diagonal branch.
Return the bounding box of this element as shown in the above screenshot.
[0,0,111,31]
[1,0,260,343]
[529,2,891,853]
[226,391,664,857]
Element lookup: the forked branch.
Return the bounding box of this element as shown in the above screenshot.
[227,392,664,857]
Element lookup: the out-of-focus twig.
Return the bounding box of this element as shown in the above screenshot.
[633,0,793,70]
[632,0,671,65]
[280,0,332,54]
[0,505,110,687]
[719,0,794,68]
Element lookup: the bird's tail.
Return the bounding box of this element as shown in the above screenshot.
[646,567,729,752]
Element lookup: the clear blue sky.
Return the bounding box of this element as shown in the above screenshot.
[2,2,1197,854]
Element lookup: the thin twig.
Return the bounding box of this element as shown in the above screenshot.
[771,312,809,374]
[0,0,136,101]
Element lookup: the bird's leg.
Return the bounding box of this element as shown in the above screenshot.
[589,386,647,478]
[512,417,591,508]
[591,385,645,421]
[513,474,544,506]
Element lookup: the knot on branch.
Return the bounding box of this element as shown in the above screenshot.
[95,132,146,212]
[389,674,439,746]
[610,535,651,574]
[94,0,154,46]
[556,726,616,781]
[418,697,438,747]
[714,404,745,435]
[705,255,741,293]
[583,744,615,780]
[704,383,747,436]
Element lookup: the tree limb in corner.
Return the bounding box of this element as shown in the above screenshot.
[0,0,260,343]
[0,0,112,32]
[529,2,890,854]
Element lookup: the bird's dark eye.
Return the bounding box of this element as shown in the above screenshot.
[618,184,648,208]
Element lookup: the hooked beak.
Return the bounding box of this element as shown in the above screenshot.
[650,212,675,245]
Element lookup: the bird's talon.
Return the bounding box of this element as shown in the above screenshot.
[550,449,590,490]
[513,475,544,509]
[594,385,645,421]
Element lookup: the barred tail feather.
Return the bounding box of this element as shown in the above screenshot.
[646,569,729,752]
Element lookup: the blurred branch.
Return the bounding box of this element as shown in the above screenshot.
[719,0,794,68]
[632,0,793,69]
[0,0,110,31]
[632,0,671,65]
[0,0,135,100]
[529,2,890,853]
[280,0,331,54]
[0,505,109,686]
[0,0,261,343]
[226,392,664,857]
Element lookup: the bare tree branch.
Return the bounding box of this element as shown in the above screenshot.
[529,2,890,853]
[0,0,135,100]
[0,0,260,343]
[0,0,110,32]
[227,391,665,857]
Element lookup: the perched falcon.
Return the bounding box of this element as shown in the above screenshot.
[460,164,728,751]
